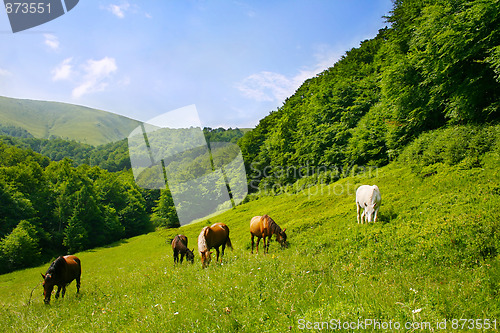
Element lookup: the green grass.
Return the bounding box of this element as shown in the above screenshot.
[1,152,499,332]
[0,96,141,145]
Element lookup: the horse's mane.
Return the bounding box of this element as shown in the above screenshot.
[198,227,209,253]
[263,215,282,234]
[46,256,66,276]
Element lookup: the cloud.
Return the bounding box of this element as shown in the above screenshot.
[52,58,73,81]
[106,2,130,18]
[237,45,342,103]
[236,72,296,102]
[44,34,59,50]
[72,57,118,98]
[0,67,11,76]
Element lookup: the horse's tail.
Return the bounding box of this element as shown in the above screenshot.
[226,236,233,250]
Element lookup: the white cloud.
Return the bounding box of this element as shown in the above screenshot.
[44,34,60,50]
[237,45,342,103]
[52,58,73,81]
[72,57,118,98]
[107,3,130,18]
[0,67,11,76]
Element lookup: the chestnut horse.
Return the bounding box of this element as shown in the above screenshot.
[41,255,81,304]
[198,223,233,268]
[250,215,287,254]
[171,234,194,264]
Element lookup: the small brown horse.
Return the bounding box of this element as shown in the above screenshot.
[41,255,81,304]
[250,215,287,254]
[198,223,233,268]
[171,234,194,264]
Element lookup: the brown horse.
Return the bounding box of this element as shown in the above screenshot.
[198,223,233,268]
[171,234,194,264]
[250,215,287,254]
[41,255,81,304]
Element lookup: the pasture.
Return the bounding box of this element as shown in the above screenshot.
[0,153,499,332]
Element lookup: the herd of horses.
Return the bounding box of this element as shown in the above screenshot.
[40,184,381,304]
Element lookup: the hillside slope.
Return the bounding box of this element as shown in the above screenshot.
[1,134,498,331]
[0,96,141,146]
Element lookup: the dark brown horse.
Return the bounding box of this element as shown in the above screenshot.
[250,215,287,254]
[171,234,194,264]
[198,223,233,268]
[41,255,81,304]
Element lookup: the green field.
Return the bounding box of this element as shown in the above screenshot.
[0,149,499,332]
[0,96,141,146]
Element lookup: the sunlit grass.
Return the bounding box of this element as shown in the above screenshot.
[0,152,499,332]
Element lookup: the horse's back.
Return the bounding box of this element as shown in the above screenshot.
[356,185,381,205]
[63,255,81,280]
[250,215,269,237]
[208,223,230,246]
[172,235,188,250]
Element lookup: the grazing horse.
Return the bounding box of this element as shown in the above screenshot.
[171,234,194,264]
[250,215,287,254]
[356,184,382,223]
[198,223,233,268]
[41,255,81,304]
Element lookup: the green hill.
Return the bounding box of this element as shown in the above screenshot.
[0,96,141,146]
[0,127,498,331]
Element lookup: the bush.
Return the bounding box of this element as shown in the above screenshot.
[0,220,40,273]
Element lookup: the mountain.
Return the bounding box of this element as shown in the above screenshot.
[0,96,142,146]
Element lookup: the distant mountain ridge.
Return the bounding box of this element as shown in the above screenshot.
[0,96,142,146]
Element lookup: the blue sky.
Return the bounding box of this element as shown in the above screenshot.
[0,1,393,128]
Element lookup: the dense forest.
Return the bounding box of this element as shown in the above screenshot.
[239,0,500,192]
[0,127,245,273]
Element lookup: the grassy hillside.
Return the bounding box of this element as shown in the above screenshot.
[0,140,498,332]
[0,96,141,146]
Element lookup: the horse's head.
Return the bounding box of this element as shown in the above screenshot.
[364,202,377,222]
[186,248,195,264]
[200,250,212,268]
[41,273,54,304]
[277,228,288,248]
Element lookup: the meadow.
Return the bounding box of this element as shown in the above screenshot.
[0,145,499,332]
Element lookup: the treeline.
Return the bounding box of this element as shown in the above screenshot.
[239,0,500,191]
[0,127,245,173]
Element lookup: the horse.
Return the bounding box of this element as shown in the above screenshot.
[356,184,382,223]
[171,234,194,264]
[198,223,233,268]
[250,215,287,254]
[41,255,81,304]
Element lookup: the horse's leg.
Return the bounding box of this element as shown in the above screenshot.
[251,234,255,254]
[76,275,80,294]
[221,243,226,261]
[255,237,261,254]
[374,206,379,222]
[55,285,61,299]
[61,285,66,298]
[215,247,220,262]
[356,203,361,223]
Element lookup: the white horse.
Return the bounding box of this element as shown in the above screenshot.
[356,185,381,223]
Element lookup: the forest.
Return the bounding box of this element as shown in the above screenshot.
[1,0,499,273]
[239,0,500,192]
[0,127,245,273]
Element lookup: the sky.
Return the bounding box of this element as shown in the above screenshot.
[0,1,393,128]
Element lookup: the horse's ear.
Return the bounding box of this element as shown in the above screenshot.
[41,273,45,279]
[282,228,286,232]
[373,202,377,207]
